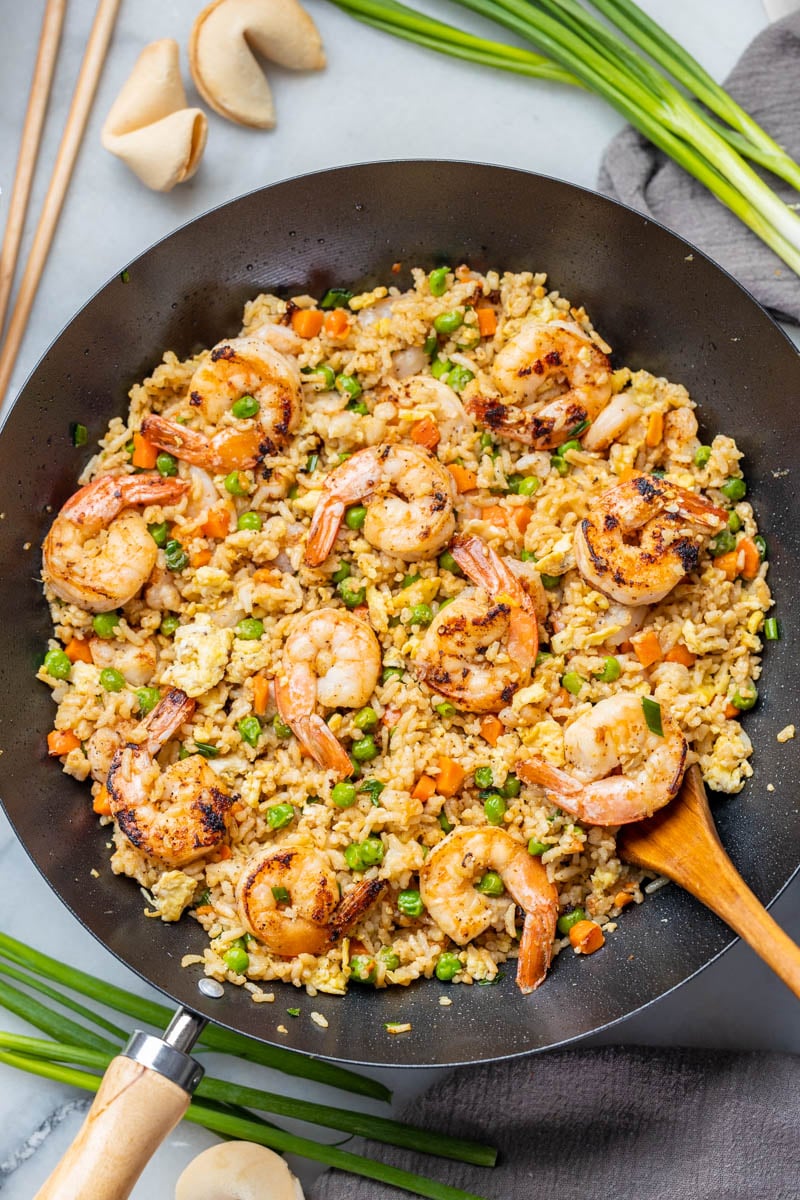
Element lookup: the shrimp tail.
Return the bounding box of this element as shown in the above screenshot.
[517,757,583,796]
[330,879,387,943]
[507,608,538,670]
[294,711,353,779]
[60,472,188,526]
[141,414,263,472]
[305,497,347,567]
[516,911,555,994]
[134,688,196,754]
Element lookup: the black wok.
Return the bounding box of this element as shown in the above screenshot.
[0,161,798,1082]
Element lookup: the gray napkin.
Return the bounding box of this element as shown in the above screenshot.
[310,1046,800,1200]
[598,14,800,322]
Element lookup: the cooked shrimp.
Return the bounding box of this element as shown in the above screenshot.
[89,637,157,686]
[420,827,557,993]
[394,374,473,450]
[581,391,641,451]
[107,688,233,866]
[518,692,687,825]
[305,444,456,566]
[574,474,727,605]
[274,609,382,778]
[141,336,302,472]
[236,845,385,957]
[466,320,612,449]
[42,473,188,613]
[413,534,539,712]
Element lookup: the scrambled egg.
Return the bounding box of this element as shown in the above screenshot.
[165,616,233,697]
[147,871,197,922]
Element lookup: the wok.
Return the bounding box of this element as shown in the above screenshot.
[0,160,799,1189]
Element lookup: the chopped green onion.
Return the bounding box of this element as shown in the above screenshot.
[764,617,781,641]
[71,422,88,447]
[320,287,353,309]
[305,452,320,473]
[272,886,290,902]
[193,741,219,758]
[568,418,590,438]
[754,535,768,560]
[731,683,758,711]
[358,779,385,803]
[641,696,664,736]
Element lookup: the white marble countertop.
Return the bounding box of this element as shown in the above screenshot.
[1,1,798,1196]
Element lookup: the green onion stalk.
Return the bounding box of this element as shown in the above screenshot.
[328,0,800,274]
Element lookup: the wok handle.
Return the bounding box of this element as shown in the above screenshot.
[34,1011,206,1200]
[34,1054,191,1200]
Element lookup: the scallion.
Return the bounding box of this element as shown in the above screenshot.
[641,695,664,736]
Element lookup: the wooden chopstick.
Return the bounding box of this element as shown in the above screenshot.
[0,0,121,408]
[0,0,67,339]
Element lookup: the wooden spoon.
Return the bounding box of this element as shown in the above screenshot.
[618,764,800,998]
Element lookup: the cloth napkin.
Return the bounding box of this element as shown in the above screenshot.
[598,13,800,322]
[309,1046,800,1200]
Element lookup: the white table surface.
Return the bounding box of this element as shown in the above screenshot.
[1,1,797,1196]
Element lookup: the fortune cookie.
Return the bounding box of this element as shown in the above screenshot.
[102,39,208,192]
[189,0,325,129]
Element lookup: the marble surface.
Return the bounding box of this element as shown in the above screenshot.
[1,1,798,1196]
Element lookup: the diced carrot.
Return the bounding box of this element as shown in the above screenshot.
[252,674,270,717]
[93,786,112,816]
[391,261,402,274]
[645,410,664,447]
[715,549,740,581]
[481,504,508,526]
[725,702,740,719]
[291,308,324,339]
[410,416,440,451]
[382,706,401,728]
[253,567,279,584]
[202,507,231,539]
[618,640,634,654]
[411,775,437,802]
[65,637,93,664]
[509,505,532,535]
[131,431,158,469]
[216,844,232,861]
[47,730,80,756]
[190,548,212,568]
[614,890,635,909]
[738,537,760,581]
[324,308,350,338]
[480,715,504,746]
[477,307,497,337]
[555,687,570,707]
[664,643,696,667]
[447,463,478,493]
[617,466,642,484]
[569,919,605,954]
[193,905,214,917]
[632,629,662,668]
[508,608,537,665]
[435,755,465,797]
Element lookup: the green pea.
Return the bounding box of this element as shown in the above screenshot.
[397,889,424,918]
[164,539,188,572]
[527,838,549,857]
[557,907,586,935]
[595,656,621,683]
[435,951,461,981]
[136,687,161,716]
[272,885,290,903]
[477,871,504,896]
[223,946,249,974]
[236,617,264,640]
[438,810,454,833]
[480,432,494,450]
[100,668,125,693]
[438,549,462,575]
[332,781,357,808]
[349,954,377,984]
[732,684,758,711]
[407,603,433,627]
[519,549,536,562]
[345,505,367,531]
[727,510,743,533]
[721,477,747,501]
[550,455,570,477]
[474,766,494,789]
[433,310,463,335]
[159,614,179,637]
[338,582,366,609]
[353,707,378,733]
[237,511,262,532]
[535,650,553,667]
[754,535,768,560]
[349,400,369,415]
[377,947,400,971]
[709,529,736,557]
[764,617,781,641]
[517,475,540,497]
[332,562,351,584]
[336,373,362,401]
[156,452,178,477]
[434,701,456,719]
[352,735,378,763]
[447,365,475,393]
[267,803,295,830]
[540,573,562,590]
[431,357,453,381]
[320,287,353,310]
[345,842,366,871]
[361,837,385,866]
[272,714,293,739]
[561,671,586,696]
[288,484,300,501]
[402,573,421,590]
[224,470,249,496]
[43,648,72,680]
[484,793,507,825]
[231,394,260,419]
[148,521,169,547]
[501,773,521,799]
[694,445,712,468]
[92,612,119,639]
[428,266,450,296]
[559,439,582,456]
[381,666,404,683]
[237,715,261,747]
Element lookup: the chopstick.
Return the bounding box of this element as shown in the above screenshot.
[0,0,121,408]
[0,0,67,339]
